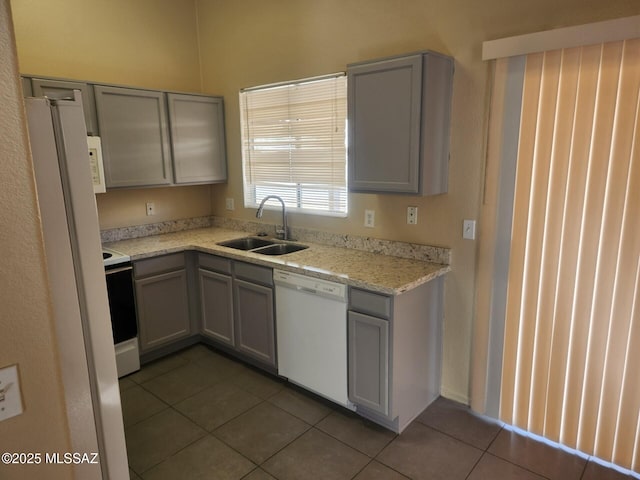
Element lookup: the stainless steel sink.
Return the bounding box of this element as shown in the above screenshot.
[253,243,309,256]
[217,237,276,250]
[216,236,308,256]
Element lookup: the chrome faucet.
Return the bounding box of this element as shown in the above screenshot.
[256,195,288,240]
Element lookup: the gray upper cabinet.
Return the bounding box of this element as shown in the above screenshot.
[167,93,227,184]
[95,85,173,188]
[348,52,453,195]
[21,76,33,98]
[31,78,98,135]
[24,75,228,188]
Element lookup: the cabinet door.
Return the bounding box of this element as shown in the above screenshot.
[199,268,234,346]
[348,311,389,416]
[21,76,33,97]
[234,279,276,367]
[31,78,98,135]
[348,55,422,193]
[135,269,190,353]
[167,93,227,184]
[95,85,172,188]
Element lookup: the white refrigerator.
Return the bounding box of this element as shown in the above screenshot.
[24,93,129,479]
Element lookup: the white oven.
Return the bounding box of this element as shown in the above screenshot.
[103,248,140,377]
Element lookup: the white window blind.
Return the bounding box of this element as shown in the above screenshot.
[240,74,348,216]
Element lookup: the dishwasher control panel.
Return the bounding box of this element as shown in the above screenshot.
[273,269,347,301]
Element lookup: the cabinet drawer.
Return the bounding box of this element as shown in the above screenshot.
[234,261,273,286]
[198,253,232,274]
[134,253,185,278]
[349,288,392,319]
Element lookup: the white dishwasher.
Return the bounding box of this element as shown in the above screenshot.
[274,269,354,409]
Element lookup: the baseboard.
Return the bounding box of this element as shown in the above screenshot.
[440,387,469,406]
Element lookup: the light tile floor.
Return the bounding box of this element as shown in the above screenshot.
[120,345,637,480]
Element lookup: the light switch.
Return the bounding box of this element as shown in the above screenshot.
[146,202,155,216]
[0,365,23,422]
[463,219,476,240]
[225,198,235,210]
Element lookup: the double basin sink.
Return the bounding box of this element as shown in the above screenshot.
[217,237,308,256]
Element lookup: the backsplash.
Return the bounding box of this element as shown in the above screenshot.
[212,218,451,265]
[100,216,213,243]
[101,215,451,265]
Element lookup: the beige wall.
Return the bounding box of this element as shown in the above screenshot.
[96,185,212,230]
[11,0,213,230]
[9,0,640,405]
[12,0,201,91]
[195,0,640,402]
[0,1,73,478]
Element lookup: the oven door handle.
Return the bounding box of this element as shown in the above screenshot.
[105,265,133,275]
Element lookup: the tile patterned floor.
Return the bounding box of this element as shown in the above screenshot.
[120,345,637,480]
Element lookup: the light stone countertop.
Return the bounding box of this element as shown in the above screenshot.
[104,227,450,295]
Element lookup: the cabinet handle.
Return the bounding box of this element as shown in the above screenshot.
[297,286,318,295]
[106,265,133,275]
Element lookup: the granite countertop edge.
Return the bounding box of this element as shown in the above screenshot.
[104,227,450,295]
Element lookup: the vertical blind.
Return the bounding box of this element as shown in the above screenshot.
[500,39,640,472]
[239,74,348,216]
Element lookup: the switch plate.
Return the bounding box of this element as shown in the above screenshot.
[225,198,235,210]
[0,365,23,422]
[407,206,418,225]
[463,219,476,240]
[364,210,375,228]
[146,202,155,216]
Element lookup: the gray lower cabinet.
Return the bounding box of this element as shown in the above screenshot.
[30,77,98,135]
[348,311,389,416]
[134,253,191,354]
[198,253,276,369]
[347,277,444,433]
[94,85,173,188]
[234,278,275,366]
[199,268,234,346]
[168,93,227,184]
[347,51,453,195]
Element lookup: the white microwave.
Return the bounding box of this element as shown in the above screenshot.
[87,136,106,194]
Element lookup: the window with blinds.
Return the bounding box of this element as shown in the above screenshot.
[239,74,348,216]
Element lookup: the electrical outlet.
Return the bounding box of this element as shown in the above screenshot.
[225,198,235,210]
[463,219,476,240]
[146,202,155,216]
[0,365,23,422]
[407,206,418,225]
[364,210,375,228]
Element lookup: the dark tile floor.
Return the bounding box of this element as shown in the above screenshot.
[119,345,638,480]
